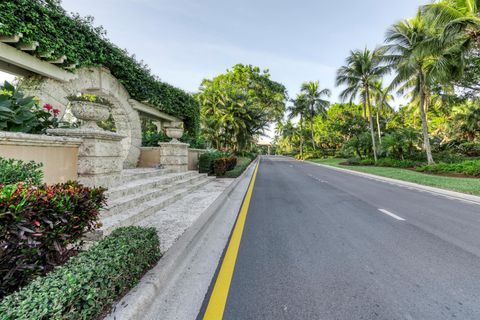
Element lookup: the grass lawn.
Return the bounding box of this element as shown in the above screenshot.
[224,157,253,178]
[309,158,480,196]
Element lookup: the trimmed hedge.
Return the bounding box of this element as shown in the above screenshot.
[0,1,199,134]
[198,151,229,174]
[417,160,480,177]
[0,181,106,297]
[0,157,43,185]
[0,227,161,320]
[225,157,254,178]
[345,157,423,168]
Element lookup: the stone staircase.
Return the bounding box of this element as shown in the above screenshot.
[92,168,214,238]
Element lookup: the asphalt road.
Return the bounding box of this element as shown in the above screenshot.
[201,156,480,320]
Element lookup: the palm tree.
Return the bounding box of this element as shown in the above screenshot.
[300,81,331,150]
[384,11,464,164]
[371,81,394,143]
[423,0,480,46]
[288,94,309,159]
[336,47,391,162]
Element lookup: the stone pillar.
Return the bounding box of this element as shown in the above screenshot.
[158,142,189,172]
[48,128,125,187]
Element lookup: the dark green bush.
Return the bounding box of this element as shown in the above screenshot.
[0,227,161,320]
[198,151,229,174]
[0,157,43,185]
[417,160,480,177]
[345,157,361,165]
[375,158,422,168]
[142,130,171,147]
[213,157,237,176]
[457,142,480,157]
[0,181,106,297]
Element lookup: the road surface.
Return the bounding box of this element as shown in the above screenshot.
[200,156,480,320]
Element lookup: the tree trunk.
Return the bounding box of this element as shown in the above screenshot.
[376,109,382,144]
[419,90,434,164]
[310,119,316,151]
[299,115,304,159]
[365,87,378,162]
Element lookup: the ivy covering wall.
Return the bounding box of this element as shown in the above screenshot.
[0,0,199,134]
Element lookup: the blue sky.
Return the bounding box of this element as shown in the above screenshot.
[0,0,426,137]
[59,0,424,101]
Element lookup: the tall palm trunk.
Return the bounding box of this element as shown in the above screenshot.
[365,86,378,162]
[376,109,382,144]
[299,115,304,159]
[419,80,434,164]
[310,116,316,151]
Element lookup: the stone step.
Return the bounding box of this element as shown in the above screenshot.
[98,176,215,236]
[118,168,176,184]
[103,173,208,217]
[106,171,199,201]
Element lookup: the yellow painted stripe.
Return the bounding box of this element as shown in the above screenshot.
[203,160,260,320]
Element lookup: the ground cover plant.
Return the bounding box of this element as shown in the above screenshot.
[0,226,161,320]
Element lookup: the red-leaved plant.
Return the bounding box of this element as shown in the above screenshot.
[0,181,106,297]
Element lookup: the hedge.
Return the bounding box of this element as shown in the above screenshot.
[0,227,161,320]
[224,157,254,178]
[198,151,230,174]
[0,0,199,134]
[213,156,237,176]
[417,160,480,177]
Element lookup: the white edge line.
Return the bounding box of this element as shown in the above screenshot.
[378,209,406,221]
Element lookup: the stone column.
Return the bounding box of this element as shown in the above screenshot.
[158,142,189,172]
[48,128,125,187]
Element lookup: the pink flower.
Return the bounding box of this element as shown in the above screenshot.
[43,104,53,111]
[53,109,60,116]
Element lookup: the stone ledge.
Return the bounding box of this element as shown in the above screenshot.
[47,128,126,141]
[0,131,83,147]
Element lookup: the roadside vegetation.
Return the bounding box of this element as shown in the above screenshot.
[311,158,480,195]
[273,0,480,189]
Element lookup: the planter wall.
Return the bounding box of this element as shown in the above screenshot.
[188,148,207,170]
[0,132,82,184]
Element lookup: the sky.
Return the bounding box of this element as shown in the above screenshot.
[1,0,426,137]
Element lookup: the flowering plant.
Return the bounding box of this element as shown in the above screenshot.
[0,81,62,134]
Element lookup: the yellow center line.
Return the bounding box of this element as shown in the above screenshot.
[203,160,260,320]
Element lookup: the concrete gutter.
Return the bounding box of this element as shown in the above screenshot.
[308,161,480,206]
[105,158,259,320]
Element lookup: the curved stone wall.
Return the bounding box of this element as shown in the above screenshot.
[21,67,141,168]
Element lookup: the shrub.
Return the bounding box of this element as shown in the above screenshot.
[225,157,253,178]
[0,181,106,297]
[417,160,480,177]
[0,81,61,134]
[0,227,161,320]
[457,142,480,157]
[375,158,422,168]
[345,157,361,165]
[0,157,43,185]
[198,151,229,174]
[213,156,237,176]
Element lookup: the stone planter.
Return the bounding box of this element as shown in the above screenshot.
[71,101,110,130]
[165,127,183,143]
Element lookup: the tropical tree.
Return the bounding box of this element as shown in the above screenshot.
[384,10,465,164]
[371,81,394,143]
[336,47,391,162]
[288,94,309,158]
[300,81,331,150]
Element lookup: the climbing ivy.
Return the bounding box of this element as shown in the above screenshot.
[0,0,199,134]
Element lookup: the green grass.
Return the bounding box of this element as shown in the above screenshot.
[310,158,480,196]
[224,157,253,178]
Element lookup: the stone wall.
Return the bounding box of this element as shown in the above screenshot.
[188,148,207,171]
[0,132,82,184]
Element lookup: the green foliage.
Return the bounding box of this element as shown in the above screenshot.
[0,157,43,185]
[0,81,61,133]
[0,226,161,320]
[142,130,171,147]
[380,128,421,160]
[417,159,480,176]
[198,151,230,174]
[0,1,199,134]
[224,157,254,178]
[0,181,106,298]
[198,64,287,151]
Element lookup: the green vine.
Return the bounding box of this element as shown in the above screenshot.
[0,0,199,135]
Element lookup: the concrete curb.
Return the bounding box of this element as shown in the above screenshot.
[105,158,259,320]
[308,161,480,205]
